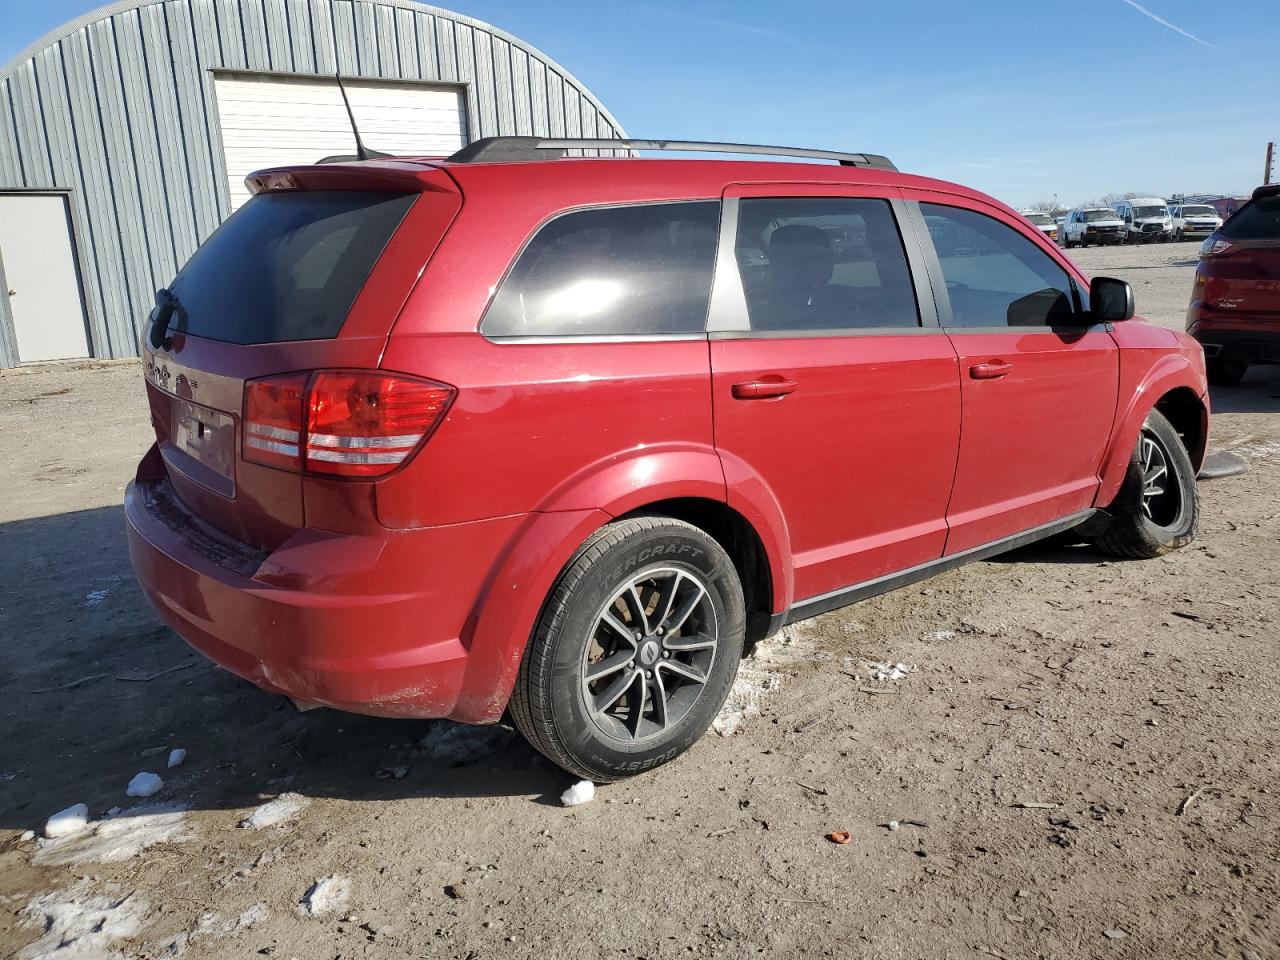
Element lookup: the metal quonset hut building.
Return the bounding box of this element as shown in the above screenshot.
[0,0,625,368]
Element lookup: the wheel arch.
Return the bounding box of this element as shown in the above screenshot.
[1096,358,1209,508]
[616,497,781,650]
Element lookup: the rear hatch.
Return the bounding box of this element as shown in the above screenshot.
[141,163,461,549]
[1204,189,1280,318]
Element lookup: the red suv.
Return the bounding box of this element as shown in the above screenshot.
[126,137,1209,781]
[1187,184,1280,385]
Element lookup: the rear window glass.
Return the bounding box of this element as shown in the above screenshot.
[482,202,720,337]
[1221,195,1280,240]
[168,191,415,344]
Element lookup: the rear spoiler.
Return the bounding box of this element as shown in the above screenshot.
[1252,184,1280,199]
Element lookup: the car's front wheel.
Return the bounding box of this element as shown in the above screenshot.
[1094,409,1198,559]
[509,517,745,782]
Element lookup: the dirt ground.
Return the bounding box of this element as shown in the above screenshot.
[2,239,1278,960]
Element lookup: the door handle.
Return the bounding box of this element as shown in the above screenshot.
[969,361,1013,380]
[732,377,798,400]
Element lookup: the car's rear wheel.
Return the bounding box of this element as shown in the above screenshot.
[1207,353,1248,386]
[1094,410,1198,559]
[509,517,745,782]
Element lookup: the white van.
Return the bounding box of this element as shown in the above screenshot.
[1114,197,1173,243]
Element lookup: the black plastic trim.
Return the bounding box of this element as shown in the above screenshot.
[782,510,1095,625]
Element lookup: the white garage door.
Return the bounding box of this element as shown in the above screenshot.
[213,73,468,209]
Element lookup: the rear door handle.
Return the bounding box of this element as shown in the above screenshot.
[732,378,799,400]
[969,361,1013,380]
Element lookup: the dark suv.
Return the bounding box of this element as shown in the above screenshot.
[127,138,1209,781]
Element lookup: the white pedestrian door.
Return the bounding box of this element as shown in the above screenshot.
[0,194,90,363]
[213,73,469,210]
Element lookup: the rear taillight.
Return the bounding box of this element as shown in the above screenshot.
[1200,237,1235,258]
[243,371,454,479]
[305,372,453,477]
[244,374,307,471]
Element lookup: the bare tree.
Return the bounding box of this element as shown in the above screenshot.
[1026,199,1059,213]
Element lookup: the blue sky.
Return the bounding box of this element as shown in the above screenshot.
[3,0,1275,208]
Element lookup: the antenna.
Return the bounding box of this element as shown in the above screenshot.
[334,74,388,161]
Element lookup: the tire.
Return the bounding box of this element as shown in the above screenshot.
[1095,409,1199,559]
[509,517,746,782]
[1207,354,1248,386]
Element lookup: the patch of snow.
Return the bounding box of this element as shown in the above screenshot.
[238,792,310,830]
[298,876,350,917]
[866,661,913,682]
[17,880,147,960]
[20,829,36,842]
[126,772,163,798]
[714,624,820,736]
[418,723,506,765]
[44,804,90,839]
[925,630,956,642]
[1230,438,1280,460]
[166,749,186,769]
[85,590,109,607]
[560,780,595,806]
[33,804,189,867]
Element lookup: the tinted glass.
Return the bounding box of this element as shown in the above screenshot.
[169,191,415,344]
[1221,195,1280,240]
[482,202,719,337]
[921,203,1076,327]
[1181,206,1217,217]
[732,197,918,331]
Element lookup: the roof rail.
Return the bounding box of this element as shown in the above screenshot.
[445,136,897,171]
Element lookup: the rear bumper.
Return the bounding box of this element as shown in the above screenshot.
[1189,309,1280,362]
[125,477,525,720]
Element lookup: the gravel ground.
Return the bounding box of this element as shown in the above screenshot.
[2,242,1278,960]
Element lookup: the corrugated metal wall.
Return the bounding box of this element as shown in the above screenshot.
[0,0,625,365]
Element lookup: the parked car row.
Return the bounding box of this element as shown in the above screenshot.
[1049,197,1224,247]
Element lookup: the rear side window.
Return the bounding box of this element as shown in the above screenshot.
[1221,194,1280,240]
[733,197,919,331]
[482,202,720,337]
[169,191,415,344]
[921,204,1076,327]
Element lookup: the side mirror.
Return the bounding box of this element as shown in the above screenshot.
[1091,276,1134,323]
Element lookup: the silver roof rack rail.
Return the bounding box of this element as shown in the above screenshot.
[445,137,897,171]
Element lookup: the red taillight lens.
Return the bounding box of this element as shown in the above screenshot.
[242,371,454,479]
[305,372,453,477]
[243,374,307,470]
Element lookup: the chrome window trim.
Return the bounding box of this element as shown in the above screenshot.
[708,326,942,341]
[483,332,710,345]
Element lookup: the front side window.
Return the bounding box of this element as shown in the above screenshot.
[732,197,919,331]
[482,202,719,337]
[921,203,1076,328]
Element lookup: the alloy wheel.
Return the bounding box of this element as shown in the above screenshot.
[580,567,718,742]
[1139,429,1181,527]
